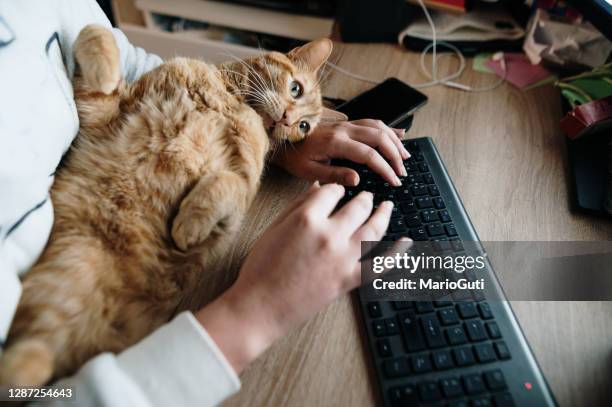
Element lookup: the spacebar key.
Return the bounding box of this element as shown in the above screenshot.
[399,311,426,352]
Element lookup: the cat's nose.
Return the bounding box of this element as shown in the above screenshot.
[280,110,292,125]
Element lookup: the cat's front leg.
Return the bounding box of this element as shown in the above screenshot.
[172,171,251,252]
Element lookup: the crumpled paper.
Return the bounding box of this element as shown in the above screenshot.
[524,9,612,69]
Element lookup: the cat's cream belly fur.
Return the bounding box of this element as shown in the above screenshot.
[2,55,269,383]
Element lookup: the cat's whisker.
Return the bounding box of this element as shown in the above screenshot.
[227,54,271,97]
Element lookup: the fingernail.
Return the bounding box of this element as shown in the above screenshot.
[393,176,402,186]
[345,173,358,186]
[398,237,412,241]
[383,200,394,209]
[364,191,374,200]
[401,167,408,177]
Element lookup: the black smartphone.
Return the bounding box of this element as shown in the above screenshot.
[336,78,428,127]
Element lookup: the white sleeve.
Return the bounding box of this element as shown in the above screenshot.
[59,0,162,81]
[47,312,241,407]
[12,3,236,406]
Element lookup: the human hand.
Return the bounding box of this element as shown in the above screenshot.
[196,183,407,373]
[273,119,410,187]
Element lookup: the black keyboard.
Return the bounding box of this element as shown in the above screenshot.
[335,138,556,407]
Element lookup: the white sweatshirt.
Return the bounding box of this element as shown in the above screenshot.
[0,0,240,405]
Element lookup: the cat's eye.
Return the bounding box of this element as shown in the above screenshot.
[298,120,310,133]
[290,80,303,98]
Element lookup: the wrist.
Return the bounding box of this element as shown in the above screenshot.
[195,285,281,373]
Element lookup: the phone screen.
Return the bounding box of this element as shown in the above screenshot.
[336,78,428,126]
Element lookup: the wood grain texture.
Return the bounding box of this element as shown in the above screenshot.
[206,42,612,407]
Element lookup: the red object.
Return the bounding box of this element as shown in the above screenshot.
[560,96,612,139]
[408,0,466,13]
[524,382,533,391]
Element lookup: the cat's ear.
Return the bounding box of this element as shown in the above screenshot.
[320,107,348,122]
[288,38,333,73]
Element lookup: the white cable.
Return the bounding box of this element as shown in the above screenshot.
[324,60,380,84]
[324,0,507,92]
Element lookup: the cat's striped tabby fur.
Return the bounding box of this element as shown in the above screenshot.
[0,25,341,386]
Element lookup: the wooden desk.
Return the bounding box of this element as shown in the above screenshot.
[216,43,612,407]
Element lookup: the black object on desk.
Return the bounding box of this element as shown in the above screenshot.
[333,138,557,407]
[567,134,612,218]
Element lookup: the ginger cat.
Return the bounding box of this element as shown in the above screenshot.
[0,25,342,386]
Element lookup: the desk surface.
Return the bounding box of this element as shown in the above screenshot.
[218,43,612,407]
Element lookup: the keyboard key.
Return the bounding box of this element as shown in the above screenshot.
[386,318,399,335]
[484,369,507,391]
[415,152,425,161]
[392,301,413,310]
[418,381,441,402]
[380,192,396,202]
[367,301,382,318]
[448,400,469,407]
[492,392,515,407]
[400,201,417,213]
[399,311,426,352]
[451,239,464,251]
[471,397,492,407]
[415,301,434,313]
[373,319,386,337]
[407,174,423,185]
[434,301,453,307]
[427,224,445,237]
[389,218,406,233]
[418,162,429,172]
[478,302,494,319]
[445,223,458,236]
[429,185,440,195]
[395,188,412,201]
[400,202,418,215]
[486,322,502,339]
[407,140,420,151]
[452,289,473,301]
[440,377,463,398]
[494,341,512,360]
[377,338,393,357]
[474,342,497,363]
[416,197,433,209]
[410,227,428,241]
[452,346,475,366]
[446,326,468,345]
[421,314,446,348]
[457,302,478,319]
[472,289,486,301]
[405,162,419,173]
[421,210,439,223]
[383,358,410,378]
[432,350,453,370]
[462,373,486,395]
[438,308,459,326]
[363,179,376,191]
[439,210,452,223]
[423,173,435,184]
[405,213,422,227]
[433,197,446,209]
[465,321,487,342]
[411,353,432,373]
[412,185,428,196]
[388,385,418,407]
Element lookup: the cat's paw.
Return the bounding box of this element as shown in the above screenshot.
[171,212,216,252]
[74,25,121,95]
[172,206,240,252]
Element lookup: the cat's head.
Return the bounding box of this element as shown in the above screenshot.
[226,39,346,143]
